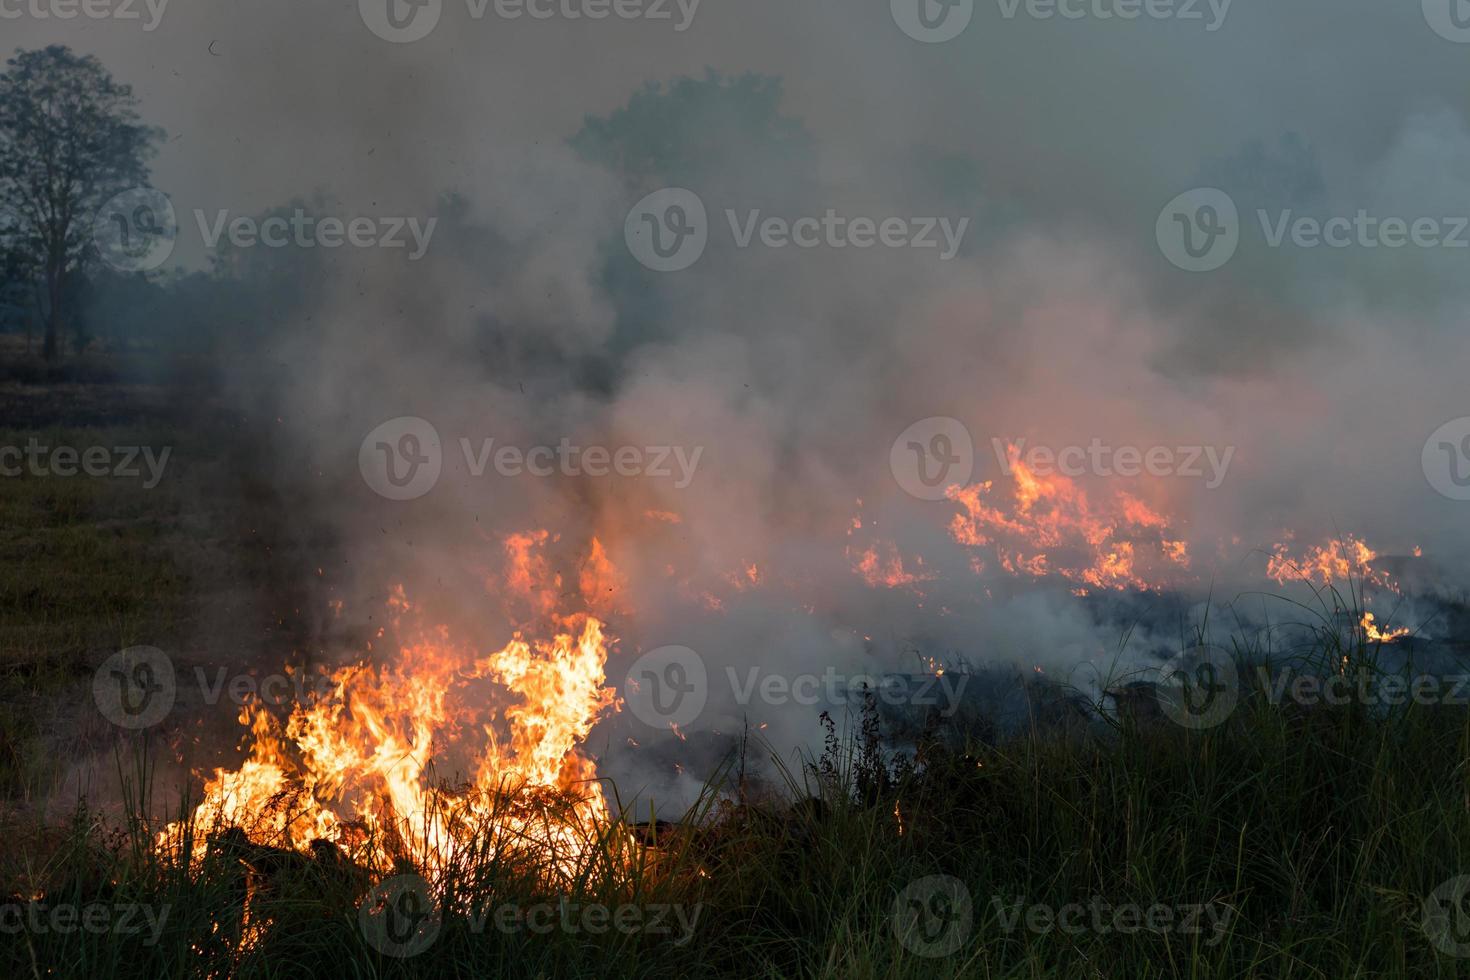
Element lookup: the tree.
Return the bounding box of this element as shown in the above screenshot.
[0,213,33,342]
[571,70,811,198]
[0,45,162,360]
[570,72,815,355]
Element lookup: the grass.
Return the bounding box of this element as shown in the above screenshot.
[1,356,1467,978]
[0,422,190,802]
[4,626,1470,979]
[0,425,188,659]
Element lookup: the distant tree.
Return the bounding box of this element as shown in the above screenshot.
[1197,132,1325,216]
[571,70,811,200]
[570,72,815,353]
[0,45,163,360]
[0,199,34,343]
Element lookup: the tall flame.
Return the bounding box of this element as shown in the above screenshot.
[159,534,622,883]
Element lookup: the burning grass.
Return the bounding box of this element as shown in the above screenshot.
[7,607,1470,979]
[1,377,1461,978]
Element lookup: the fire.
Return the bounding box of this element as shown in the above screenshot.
[159,534,624,884]
[1360,612,1410,644]
[1267,535,1398,592]
[579,535,628,615]
[503,529,562,618]
[945,446,1190,591]
[850,541,935,591]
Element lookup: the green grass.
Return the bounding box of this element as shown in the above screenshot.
[0,424,190,800]
[0,425,188,659]
[5,635,1470,979]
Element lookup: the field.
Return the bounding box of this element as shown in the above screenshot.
[2,352,1469,979]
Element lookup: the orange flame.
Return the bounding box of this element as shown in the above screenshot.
[1360,612,1410,644]
[160,533,623,883]
[1267,535,1398,592]
[945,447,1190,591]
[850,541,935,591]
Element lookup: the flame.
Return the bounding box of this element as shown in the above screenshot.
[579,535,629,617]
[1267,535,1398,592]
[850,541,935,591]
[503,529,562,618]
[1360,612,1409,644]
[160,533,623,884]
[945,446,1190,591]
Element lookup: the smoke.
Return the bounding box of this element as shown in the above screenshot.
[13,0,1470,804]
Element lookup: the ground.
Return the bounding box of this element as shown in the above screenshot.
[3,340,1470,979]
